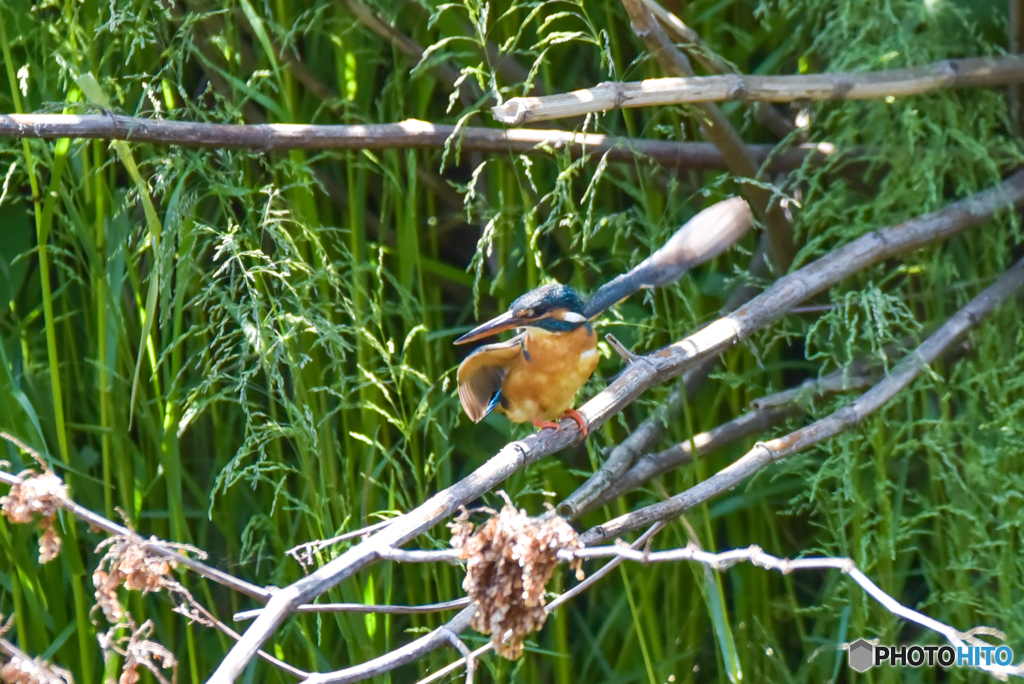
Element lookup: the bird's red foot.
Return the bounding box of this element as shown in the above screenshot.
[562,408,589,437]
[530,409,589,438]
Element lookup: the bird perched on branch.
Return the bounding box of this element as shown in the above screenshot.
[454,197,753,437]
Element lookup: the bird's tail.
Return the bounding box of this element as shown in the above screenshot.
[583,196,753,319]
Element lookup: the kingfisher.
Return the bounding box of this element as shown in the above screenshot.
[455,197,752,437]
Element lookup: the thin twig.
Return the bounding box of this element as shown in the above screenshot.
[0,467,269,601]
[203,169,1024,684]
[749,373,877,409]
[438,627,475,684]
[553,544,1023,678]
[0,114,827,173]
[377,548,461,563]
[585,252,1024,542]
[301,606,477,684]
[234,597,471,622]
[286,520,395,568]
[339,0,473,105]
[172,583,310,679]
[491,55,1024,125]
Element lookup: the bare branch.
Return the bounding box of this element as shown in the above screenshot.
[234,597,471,622]
[554,544,1023,678]
[585,251,1024,542]
[300,606,477,684]
[438,627,475,684]
[618,0,795,271]
[377,547,460,563]
[563,334,880,518]
[492,55,1024,125]
[640,0,732,75]
[204,169,1024,683]
[0,465,270,601]
[578,404,801,516]
[0,114,830,173]
[170,585,310,679]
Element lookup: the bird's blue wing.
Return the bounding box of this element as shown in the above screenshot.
[484,388,503,417]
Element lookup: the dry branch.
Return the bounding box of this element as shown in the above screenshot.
[0,114,826,173]
[205,169,1024,683]
[554,544,1023,678]
[564,359,880,518]
[0,460,305,678]
[579,404,800,515]
[585,252,1024,543]
[233,597,470,622]
[491,55,1024,125]
[301,607,477,684]
[640,0,796,137]
[618,0,795,271]
[0,467,267,601]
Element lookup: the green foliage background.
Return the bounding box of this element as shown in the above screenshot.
[0,0,1022,682]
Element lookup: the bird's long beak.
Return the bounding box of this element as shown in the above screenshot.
[454,310,529,344]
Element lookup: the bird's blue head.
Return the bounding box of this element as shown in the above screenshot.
[454,283,588,344]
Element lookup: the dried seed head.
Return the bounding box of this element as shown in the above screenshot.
[451,494,584,659]
[0,472,65,524]
[1,471,67,564]
[0,654,73,684]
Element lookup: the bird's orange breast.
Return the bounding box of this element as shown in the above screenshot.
[498,324,599,423]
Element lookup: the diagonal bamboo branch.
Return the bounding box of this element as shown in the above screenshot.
[584,250,1024,543]
[492,55,1024,126]
[563,356,885,518]
[338,0,472,103]
[641,0,796,137]
[575,403,801,517]
[203,169,1024,682]
[619,0,795,271]
[0,113,830,173]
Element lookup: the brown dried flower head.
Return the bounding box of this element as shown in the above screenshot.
[0,655,73,684]
[0,471,65,524]
[92,535,178,624]
[99,617,177,684]
[450,493,584,659]
[1,470,67,564]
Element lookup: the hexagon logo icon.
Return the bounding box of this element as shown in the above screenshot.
[849,639,875,672]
